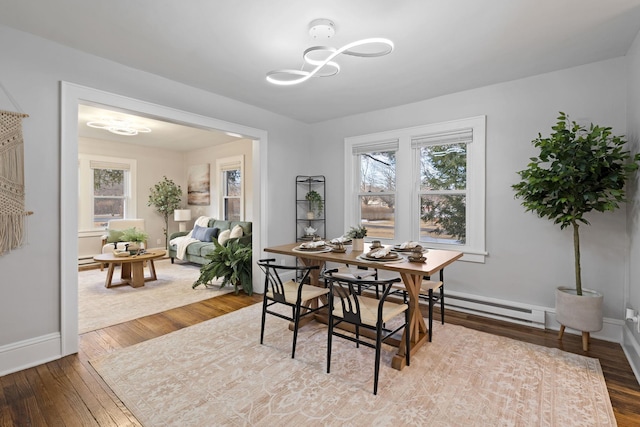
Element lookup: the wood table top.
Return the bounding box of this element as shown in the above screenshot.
[94,250,166,263]
[264,242,462,276]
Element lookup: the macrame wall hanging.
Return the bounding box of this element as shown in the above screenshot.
[0,81,32,256]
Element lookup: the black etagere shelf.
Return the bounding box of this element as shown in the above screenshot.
[296,175,325,242]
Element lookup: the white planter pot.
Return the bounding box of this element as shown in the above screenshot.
[307,211,314,220]
[352,238,364,252]
[555,286,603,332]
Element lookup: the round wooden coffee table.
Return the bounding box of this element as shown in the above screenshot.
[93,250,166,288]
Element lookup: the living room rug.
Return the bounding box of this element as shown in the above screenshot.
[79,259,231,333]
[91,303,616,426]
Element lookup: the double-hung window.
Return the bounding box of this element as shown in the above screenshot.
[352,140,398,239]
[78,155,137,231]
[345,116,486,262]
[217,155,244,221]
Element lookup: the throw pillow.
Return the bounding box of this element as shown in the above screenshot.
[229,224,244,239]
[193,224,219,242]
[107,229,124,243]
[217,229,231,246]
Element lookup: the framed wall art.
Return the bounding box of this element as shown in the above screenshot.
[187,163,210,205]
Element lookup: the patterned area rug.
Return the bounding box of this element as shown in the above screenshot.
[79,259,231,333]
[91,303,616,426]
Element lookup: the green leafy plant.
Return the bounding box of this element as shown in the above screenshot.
[305,190,324,216]
[346,225,368,239]
[192,239,253,295]
[513,112,640,296]
[148,176,183,248]
[119,227,149,243]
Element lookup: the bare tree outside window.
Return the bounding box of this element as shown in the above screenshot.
[359,151,395,239]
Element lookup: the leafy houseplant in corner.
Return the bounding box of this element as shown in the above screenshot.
[346,225,367,251]
[192,239,253,295]
[512,112,640,350]
[119,227,149,255]
[148,176,183,249]
[305,190,324,219]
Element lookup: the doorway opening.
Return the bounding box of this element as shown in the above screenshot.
[61,82,267,356]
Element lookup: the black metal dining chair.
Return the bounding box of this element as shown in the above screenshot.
[323,269,410,395]
[257,258,329,359]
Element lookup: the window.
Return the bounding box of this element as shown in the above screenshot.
[92,166,126,228]
[217,155,244,221]
[223,169,241,221]
[78,155,137,232]
[345,116,486,262]
[413,129,471,245]
[353,140,398,239]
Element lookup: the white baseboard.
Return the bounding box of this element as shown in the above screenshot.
[622,326,640,385]
[0,333,62,376]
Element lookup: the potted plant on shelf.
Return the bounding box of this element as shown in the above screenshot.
[346,225,368,251]
[192,239,253,295]
[148,176,183,249]
[305,190,324,219]
[512,112,640,350]
[119,227,149,255]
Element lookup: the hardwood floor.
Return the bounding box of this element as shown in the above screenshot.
[1,294,639,426]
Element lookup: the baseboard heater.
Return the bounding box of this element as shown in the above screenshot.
[443,290,546,329]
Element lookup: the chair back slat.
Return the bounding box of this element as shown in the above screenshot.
[333,281,362,324]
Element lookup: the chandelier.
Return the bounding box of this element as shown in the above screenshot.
[87,118,152,136]
[266,19,394,86]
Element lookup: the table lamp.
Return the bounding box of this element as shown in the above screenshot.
[174,209,192,232]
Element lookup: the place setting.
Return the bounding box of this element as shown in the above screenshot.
[292,239,332,253]
[392,241,428,263]
[357,240,405,263]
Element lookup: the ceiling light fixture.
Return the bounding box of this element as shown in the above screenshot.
[86,118,152,136]
[266,19,394,86]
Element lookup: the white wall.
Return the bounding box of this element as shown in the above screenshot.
[0,24,308,375]
[310,58,629,320]
[625,29,640,376]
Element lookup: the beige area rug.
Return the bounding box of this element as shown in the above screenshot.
[79,259,231,333]
[91,304,616,426]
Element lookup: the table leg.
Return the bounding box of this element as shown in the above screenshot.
[104,263,116,288]
[130,261,145,287]
[392,272,428,370]
[120,262,132,281]
[148,259,157,280]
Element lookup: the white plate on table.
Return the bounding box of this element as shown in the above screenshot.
[357,254,406,263]
[292,246,333,254]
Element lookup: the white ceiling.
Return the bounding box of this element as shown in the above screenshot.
[2,0,640,124]
[78,104,239,151]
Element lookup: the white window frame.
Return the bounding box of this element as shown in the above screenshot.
[77,154,137,233]
[350,139,399,241]
[345,116,486,262]
[216,155,244,221]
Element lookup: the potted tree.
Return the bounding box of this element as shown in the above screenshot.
[512,112,640,350]
[148,176,183,249]
[192,239,253,295]
[305,190,324,219]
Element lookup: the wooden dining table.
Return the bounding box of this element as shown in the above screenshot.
[263,242,463,370]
